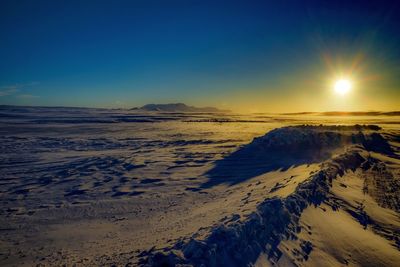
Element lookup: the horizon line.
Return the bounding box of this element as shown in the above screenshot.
[0,104,399,115]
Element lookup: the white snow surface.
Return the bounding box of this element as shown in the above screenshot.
[0,106,399,266]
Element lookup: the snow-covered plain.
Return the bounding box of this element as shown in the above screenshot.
[0,106,399,266]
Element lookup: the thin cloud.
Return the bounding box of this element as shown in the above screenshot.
[0,82,39,97]
[0,86,19,97]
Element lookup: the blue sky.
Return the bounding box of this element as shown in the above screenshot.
[1,0,399,111]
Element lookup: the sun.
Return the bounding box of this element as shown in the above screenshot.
[334,79,352,95]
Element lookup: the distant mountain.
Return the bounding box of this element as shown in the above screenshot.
[132,103,229,113]
[280,111,400,116]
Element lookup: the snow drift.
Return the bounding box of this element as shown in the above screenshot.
[141,125,400,266]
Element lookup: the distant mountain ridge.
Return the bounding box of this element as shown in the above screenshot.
[280,111,400,116]
[132,103,229,112]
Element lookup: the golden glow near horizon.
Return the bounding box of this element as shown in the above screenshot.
[334,79,352,95]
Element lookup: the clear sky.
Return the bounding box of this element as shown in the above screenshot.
[1,0,399,112]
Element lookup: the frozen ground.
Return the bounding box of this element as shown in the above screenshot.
[0,106,399,266]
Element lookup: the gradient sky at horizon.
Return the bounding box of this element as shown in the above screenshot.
[1,0,399,112]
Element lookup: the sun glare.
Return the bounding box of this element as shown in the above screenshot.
[334,79,352,95]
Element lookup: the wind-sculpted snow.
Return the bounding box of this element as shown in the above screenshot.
[142,126,400,267]
[142,151,367,266]
[203,125,392,187]
[1,106,400,266]
[250,125,384,152]
[361,157,400,212]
